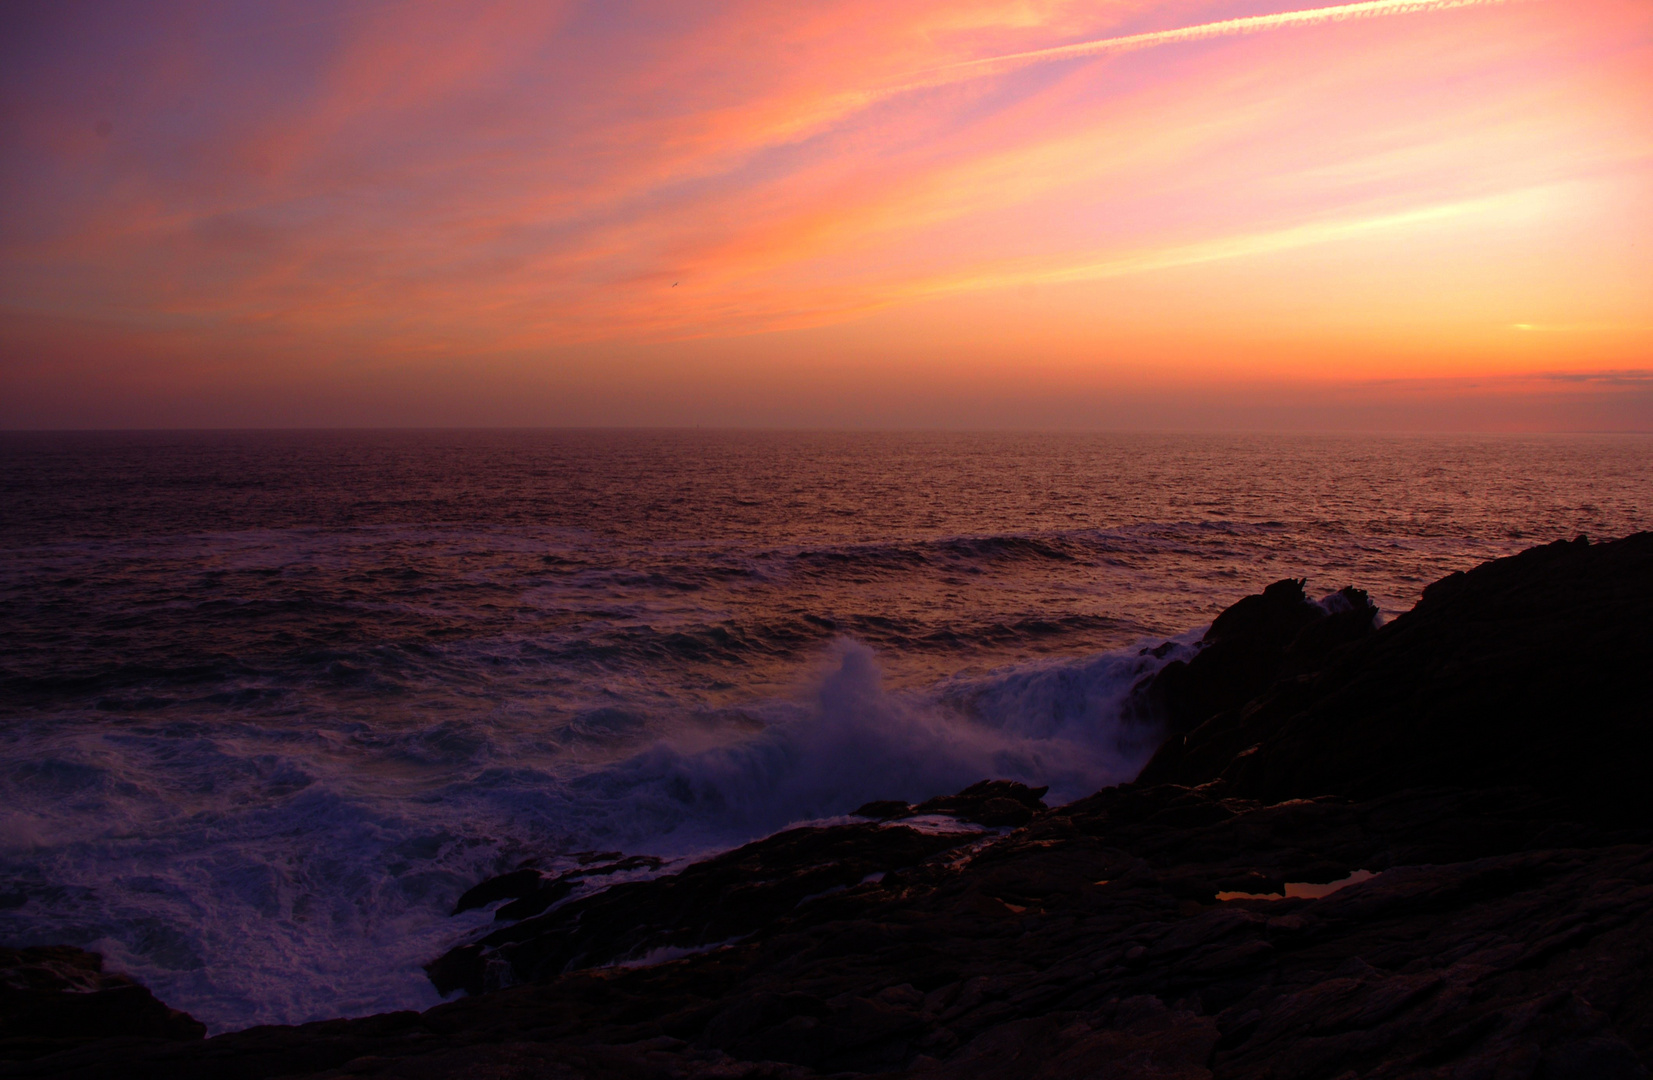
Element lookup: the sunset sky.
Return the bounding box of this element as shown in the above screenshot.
[2,0,1650,429]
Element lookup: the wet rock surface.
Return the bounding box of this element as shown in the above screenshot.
[6,533,1651,1079]
[0,946,205,1061]
[852,780,1051,828]
[428,823,977,997]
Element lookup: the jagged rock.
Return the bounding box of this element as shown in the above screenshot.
[853,799,913,821]
[852,782,1050,828]
[427,821,976,995]
[1127,580,1378,742]
[1138,534,1653,830]
[910,780,1049,825]
[451,867,544,914]
[0,946,204,1062]
[450,855,670,923]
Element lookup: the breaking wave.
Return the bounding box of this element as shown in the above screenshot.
[0,635,1182,1034]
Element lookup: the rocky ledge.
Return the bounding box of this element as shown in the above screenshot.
[5,533,1651,1079]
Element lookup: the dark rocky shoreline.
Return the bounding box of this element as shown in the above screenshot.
[5,533,1650,1079]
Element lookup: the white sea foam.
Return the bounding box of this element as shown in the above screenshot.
[0,636,1177,1032]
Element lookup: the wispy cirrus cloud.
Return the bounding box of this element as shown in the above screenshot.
[812,0,1529,113]
[925,0,1520,74]
[1,0,1648,429]
[777,0,1534,166]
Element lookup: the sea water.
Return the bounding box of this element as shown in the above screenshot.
[2,430,1648,1031]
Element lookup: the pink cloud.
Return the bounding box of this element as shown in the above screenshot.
[1,0,1649,426]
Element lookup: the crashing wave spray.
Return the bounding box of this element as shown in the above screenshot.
[579,636,1182,851]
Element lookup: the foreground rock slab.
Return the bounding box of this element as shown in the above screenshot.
[0,946,204,1063]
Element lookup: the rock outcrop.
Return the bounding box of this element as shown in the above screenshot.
[428,823,978,996]
[0,946,204,1063]
[1138,534,1653,827]
[6,533,1650,1080]
[1125,580,1380,744]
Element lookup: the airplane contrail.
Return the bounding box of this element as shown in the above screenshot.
[772,0,1525,146]
[901,0,1520,86]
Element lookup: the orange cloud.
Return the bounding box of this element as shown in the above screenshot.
[1,0,1649,427]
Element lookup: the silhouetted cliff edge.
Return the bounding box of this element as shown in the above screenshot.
[6,533,1651,1079]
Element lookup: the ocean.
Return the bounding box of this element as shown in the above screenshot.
[1,430,1649,1032]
